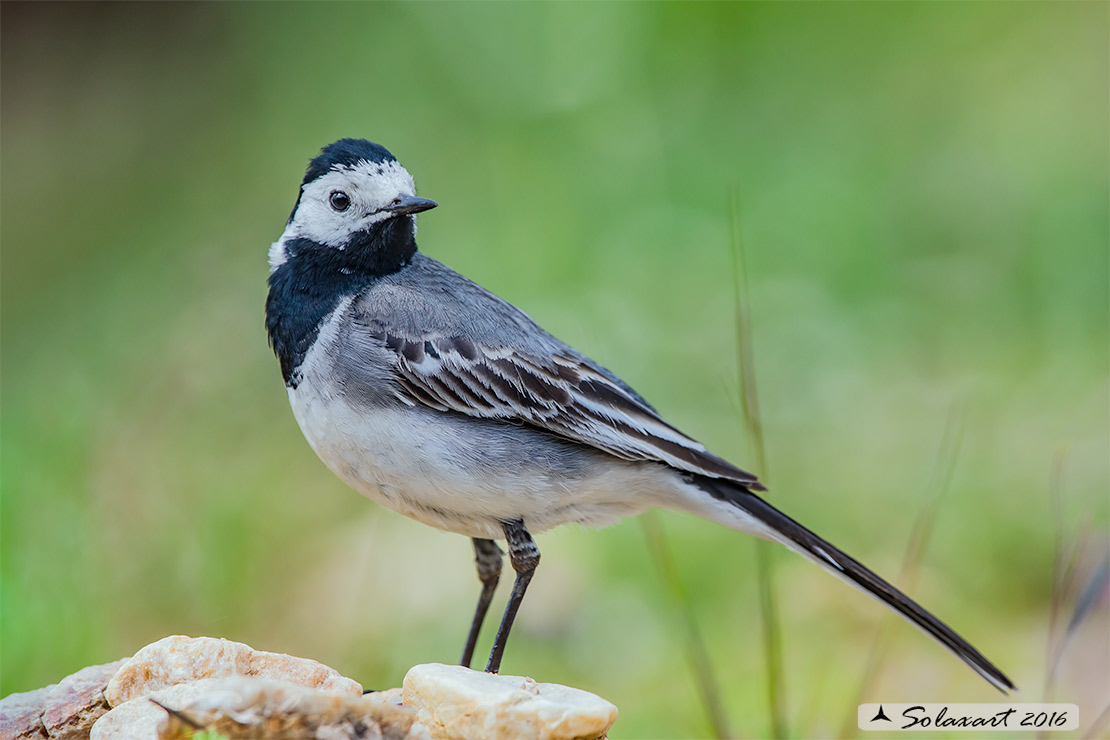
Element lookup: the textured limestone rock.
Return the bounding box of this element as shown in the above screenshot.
[92,682,211,740]
[0,660,124,740]
[0,685,51,740]
[104,636,360,707]
[92,678,428,740]
[41,661,125,740]
[8,638,619,740]
[356,689,430,740]
[402,664,617,740]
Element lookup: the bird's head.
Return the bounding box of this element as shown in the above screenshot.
[269,139,436,273]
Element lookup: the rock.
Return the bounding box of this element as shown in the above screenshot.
[402,664,617,740]
[0,661,124,740]
[10,639,619,740]
[92,678,428,740]
[0,686,51,740]
[357,690,430,740]
[41,661,125,740]
[104,636,361,707]
[90,684,192,740]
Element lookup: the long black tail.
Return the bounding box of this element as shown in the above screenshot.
[689,475,1016,692]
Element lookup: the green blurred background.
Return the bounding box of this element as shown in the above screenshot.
[2,3,1107,738]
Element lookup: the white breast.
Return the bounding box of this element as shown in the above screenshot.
[285,305,682,539]
[293,386,687,538]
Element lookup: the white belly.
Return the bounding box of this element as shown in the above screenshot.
[287,374,678,540]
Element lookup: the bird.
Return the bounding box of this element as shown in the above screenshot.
[264,138,1014,692]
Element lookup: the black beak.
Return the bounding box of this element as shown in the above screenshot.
[385,194,438,216]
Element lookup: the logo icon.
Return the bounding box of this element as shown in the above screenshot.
[871,705,892,723]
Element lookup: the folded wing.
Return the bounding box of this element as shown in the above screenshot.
[362,324,765,490]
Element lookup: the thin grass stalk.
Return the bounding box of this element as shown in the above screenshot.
[1064,549,1109,635]
[729,189,787,740]
[1042,459,1095,725]
[753,540,785,739]
[837,404,965,739]
[641,512,735,740]
[1046,523,1092,679]
[1044,531,1106,740]
[1042,452,1068,711]
[1038,455,1110,740]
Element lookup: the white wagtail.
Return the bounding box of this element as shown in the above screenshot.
[265,138,1014,691]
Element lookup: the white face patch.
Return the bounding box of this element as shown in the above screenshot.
[267,238,288,271]
[283,159,418,249]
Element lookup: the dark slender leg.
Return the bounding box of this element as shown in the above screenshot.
[485,519,540,674]
[460,538,503,668]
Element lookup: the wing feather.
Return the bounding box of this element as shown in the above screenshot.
[367,326,764,489]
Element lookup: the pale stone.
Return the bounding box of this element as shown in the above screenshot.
[41,661,125,740]
[0,686,51,740]
[90,688,172,740]
[92,681,230,740]
[93,678,429,740]
[104,636,360,707]
[358,690,431,740]
[0,660,124,740]
[402,664,617,740]
[15,640,620,740]
[246,651,362,698]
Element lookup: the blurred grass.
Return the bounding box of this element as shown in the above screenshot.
[2,2,1108,738]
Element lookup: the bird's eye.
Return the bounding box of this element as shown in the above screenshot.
[329,191,351,212]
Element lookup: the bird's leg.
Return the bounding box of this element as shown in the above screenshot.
[485,519,539,674]
[460,538,503,668]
